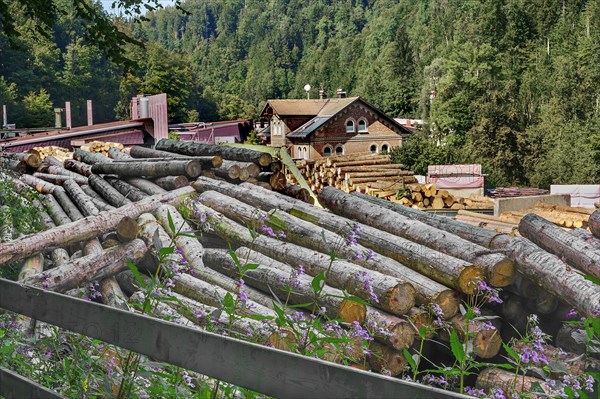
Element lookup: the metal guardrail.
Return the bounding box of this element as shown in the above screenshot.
[0,278,468,399]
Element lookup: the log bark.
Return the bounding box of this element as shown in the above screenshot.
[43,195,72,226]
[320,187,513,289]
[4,152,41,168]
[507,273,559,315]
[52,187,85,221]
[0,186,195,265]
[20,174,56,194]
[571,228,600,247]
[213,164,240,180]
[99,278,129,310]
[33,172,88,186]
[208,247,367,325]
[41,156,65,167]
[197,190,461,316]
[0,158,27,173]
[556,324,587,355]
[38,163,88,180]
[24,239,148,293]
[331,157,391,168]
[182,199,416,316]
[92,160,201,178]
[490,235,600,318]
[590,209,600,238]
[80,185,116,211]
[63,179,100,217]
[88,174,132,207]
[155,138,272,167]
[519,213,600,277]
[476,368,560,398]
[128,145,223,169]
[268,171,287,191]
[105,177,148,202]
[73,149,112,165]
[107,148,132,160]
[0,206,13,242]
[221,160,260,179]
[153,175,189,191]
[192,178,460,316]
[124,178,167,195]
[281,185,311,203]
[64,159,93,176]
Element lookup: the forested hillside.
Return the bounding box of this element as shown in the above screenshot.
[1,0,599,187]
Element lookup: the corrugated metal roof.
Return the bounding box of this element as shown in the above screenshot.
[262,97,358,117]
[287,116,330,138]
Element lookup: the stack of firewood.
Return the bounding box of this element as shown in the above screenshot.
[2,140,600,396]
[498,203,594,229]
[28,146,73,162]
[292,152,416,193]
[388,184,494,210]
[79,141,124,156]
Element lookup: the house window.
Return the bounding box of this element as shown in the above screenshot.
[345,119,356,133]
[323,145,333,157]
[381,144,389,153]
[358,119,368,132]
[369,144,378,154]
[297,146,303,158]
[303,147,308,159]
[335,144,344,155]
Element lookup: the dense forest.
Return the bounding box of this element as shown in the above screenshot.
[0,0,599,187]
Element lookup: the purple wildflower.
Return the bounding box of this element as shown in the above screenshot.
[181,370,194,388]
[566,308,578,318]
[345,223,364,247]
[238,290,248,304]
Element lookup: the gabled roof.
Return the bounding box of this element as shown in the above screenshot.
[260,97,359,117]
[287,116,331,138]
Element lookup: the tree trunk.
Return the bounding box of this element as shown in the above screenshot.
[73,149,112,165]
[221,160,260,178]
[3,152,41,168]
[80,185,116,211]
[440,315,502,359]
[213,164,240,180]
[197,190,461,316]
[91,160,201,178]
[124,178,167,195]
[571,228,600,247]
[490,235,600,318]
[38,163,89,180]
[507,273,559,315]
[191,178,463,314]
[337,164,406,176]
[99,277,129,310]
[107,147,132,160]
[153,175,189,191]
[63,179,100,217]
[105,177,148,202]
[52,187,85,221]
[319,187,514,288]
[0,158,27,173]
[590,209,600,238]
[364,307,415,350]
[556,324,587,356]
[331,157,391,168]
[24,239,148,293]
[64,159,93,176]
[42,195,72,226]
[476,368,560,398]
[519,213,600,278]
[0,186,195,265]
[155,138,272,167]
[33,172,88,186]
[269,159,283,173]
[269,171,287,191]
[281,185,311,203]
[182,199,416,316]
[128,145,224,169]
[89,174,132,207]
[20,174,56,194]
[116,216,139,242]
[206,247,367,325]
[367,341,407,376]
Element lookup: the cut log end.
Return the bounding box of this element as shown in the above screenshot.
[338,299,367,324]
[386,321,415,350]
[433,289,461,319]
[116,216,139,242]
[458,266,485,295]
[258,153,273,167]
[486,257,516,287]
[387,283,417,315]
[474,327,502,359]
[368,342,407,376]
[268,328,297,351]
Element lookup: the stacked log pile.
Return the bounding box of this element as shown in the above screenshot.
[499,202,594,229]
[292,152,417,193]
[388,185,494,210]
[28,146,73,162]
[2,145,600,395]
[79,140,125,156]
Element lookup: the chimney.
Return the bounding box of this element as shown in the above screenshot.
[336,89,346,98]
[54,108,63,129]
[2,104,7,128]
[319,89,327,99]
[405,119,412,128]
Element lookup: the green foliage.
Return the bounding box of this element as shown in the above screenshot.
[243,130,262,145]
[22,88,54,128]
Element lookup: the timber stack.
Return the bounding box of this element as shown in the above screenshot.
[78,140,125,157]
[1,144,600,396]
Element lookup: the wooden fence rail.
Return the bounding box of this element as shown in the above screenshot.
[0,278,467,399]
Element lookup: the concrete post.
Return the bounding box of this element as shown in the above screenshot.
[65,102,72,129]
[86,100,93,126]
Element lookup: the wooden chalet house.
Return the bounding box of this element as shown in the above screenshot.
[260,90,411,160]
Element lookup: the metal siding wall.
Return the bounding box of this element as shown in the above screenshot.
[148,94,168,141]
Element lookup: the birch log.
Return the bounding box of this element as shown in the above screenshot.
[80,185,116,211]
[105,177,147,202]
[63,179,100,217]
[0,186,195,265]
[74,149,112,165]
[52,187,85,221]
[128,145,223,169]
[64,159,93,176]
[125,178,167,195]
[20,174,56,194]
[88,174,132,207]
[32,172,87,186]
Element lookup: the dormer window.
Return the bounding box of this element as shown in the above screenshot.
[358,119,368,133]
[345,119,356,133]
[323,144,333,157]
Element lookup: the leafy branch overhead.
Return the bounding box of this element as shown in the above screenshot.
[0,0,186,70]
